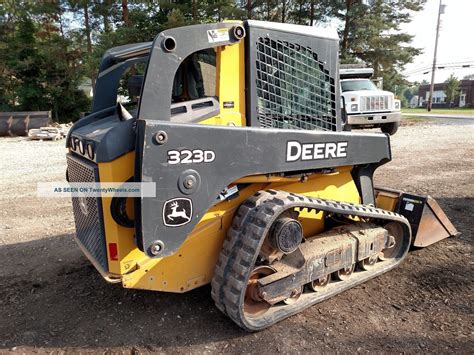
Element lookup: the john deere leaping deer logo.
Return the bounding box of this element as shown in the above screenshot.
[168,202,190,221]
[163,198,193,227]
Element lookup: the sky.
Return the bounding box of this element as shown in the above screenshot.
[400,0,474,83]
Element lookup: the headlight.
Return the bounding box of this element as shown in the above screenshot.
[394,101,400,109]
[350,103,358,112]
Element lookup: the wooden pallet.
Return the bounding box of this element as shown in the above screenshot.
[28,127,63,141]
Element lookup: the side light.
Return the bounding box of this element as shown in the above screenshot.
[108,243,118,261]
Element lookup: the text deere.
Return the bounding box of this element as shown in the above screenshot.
[286,141,348,162]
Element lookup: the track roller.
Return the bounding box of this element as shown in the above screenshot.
[358,255,379,271]
[308,274,331,292]
[333,264,355,281]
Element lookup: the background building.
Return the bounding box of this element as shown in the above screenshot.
[418,79,474,108]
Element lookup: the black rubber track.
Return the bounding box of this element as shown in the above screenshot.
[211,190,412,331]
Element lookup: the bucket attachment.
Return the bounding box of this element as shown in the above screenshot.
[375,188,460,247]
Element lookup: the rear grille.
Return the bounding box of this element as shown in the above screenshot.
[255,37,337,131]
[360,96,391,112]
[66,154,108,271]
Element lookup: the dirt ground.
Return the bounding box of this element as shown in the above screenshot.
[0,118,473,353]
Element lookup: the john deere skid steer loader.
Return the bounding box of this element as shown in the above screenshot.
[66,20,458,331]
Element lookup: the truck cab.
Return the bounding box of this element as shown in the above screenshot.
[340,67,401,135]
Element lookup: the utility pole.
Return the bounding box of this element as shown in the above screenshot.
[428,0,445,112]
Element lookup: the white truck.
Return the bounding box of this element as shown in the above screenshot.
[340,67,401,135]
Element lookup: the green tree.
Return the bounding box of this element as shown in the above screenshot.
[1,0,426,121]
[444,74,460,107]
[10,17,46,110]
[327,0,425,93]
[0,0,90,121]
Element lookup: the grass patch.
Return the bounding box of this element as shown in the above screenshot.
[402,108,474,115]
[402,115,431,122]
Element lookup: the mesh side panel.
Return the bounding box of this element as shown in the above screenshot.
[66,154,108,272]
[255,37,337,131]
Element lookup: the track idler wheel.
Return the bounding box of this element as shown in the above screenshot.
[333,264,355,281]
[379,222,404,261]
[244,266,275,317]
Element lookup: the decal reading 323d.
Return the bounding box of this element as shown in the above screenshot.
[163,198,193,227]
[286,141,348,162]
[167,149,215,165]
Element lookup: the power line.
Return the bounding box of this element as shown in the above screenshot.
[404,61,474,76]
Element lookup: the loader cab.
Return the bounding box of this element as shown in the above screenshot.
[75,20,341,144]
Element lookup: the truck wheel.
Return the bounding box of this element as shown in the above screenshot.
[381,122,399,135]
[343,124,352,132]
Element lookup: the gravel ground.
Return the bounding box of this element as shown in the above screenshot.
[0,118,473,353]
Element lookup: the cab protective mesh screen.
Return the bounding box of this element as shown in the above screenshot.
[255,37,336,131]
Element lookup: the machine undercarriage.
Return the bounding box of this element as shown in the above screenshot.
[212,190,411,330]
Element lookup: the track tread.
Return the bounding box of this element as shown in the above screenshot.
[211,190,411,330]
